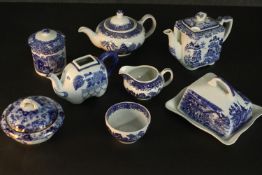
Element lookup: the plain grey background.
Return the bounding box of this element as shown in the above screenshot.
[0,0,262,7]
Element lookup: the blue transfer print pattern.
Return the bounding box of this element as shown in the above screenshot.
[204,36,223,64]
[110,130,145,143]
[32,49,66,75]
[122,75,163,100]
[98,21,143,39]
[0,96,64,144]
[169,47,176,57]
[106,103,149,143]
[107,102,150,119]
[230,102,252,132]
[180,90,230,136]
[101,41,142,55]
[183,36,223,69]
[73,69,107,98]
[180,86,252,136]
[175,20,225,40]
[183,17,218,31]
[28,29,65,55]
[184,41,205,69]
[104,18,135,31]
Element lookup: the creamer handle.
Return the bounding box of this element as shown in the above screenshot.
[160,68,174,87]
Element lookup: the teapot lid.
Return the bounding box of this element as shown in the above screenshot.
[182,12,220,32]
[28,28,65,55]
[2,96,60,133]
[104,10,136,31]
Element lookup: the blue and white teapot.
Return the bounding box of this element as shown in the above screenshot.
[163,12,233,70]
[48,51,119,104]
[78,10,156,56]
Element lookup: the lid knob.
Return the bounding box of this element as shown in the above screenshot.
[195,12,207,22]
[116,10,124,18]
[20,99,40,111]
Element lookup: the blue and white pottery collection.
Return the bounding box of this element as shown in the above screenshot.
[0,10,260,145]
[78,10,156,56]
[28,28,66,76]
[47,51,119,104]
[119,65,173,100]
[0,96,64,145]
[105,102,151,144]
[163,12,233,70]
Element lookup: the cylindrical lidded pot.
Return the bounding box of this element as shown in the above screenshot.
[28,28,66,76]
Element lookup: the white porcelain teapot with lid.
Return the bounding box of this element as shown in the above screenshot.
[164,12,233,70]
[47,51,119,104]
[78,10,156,56]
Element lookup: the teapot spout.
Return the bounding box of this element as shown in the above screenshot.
[163,28,183,60]
[78,26,100,48]
[47,73,68,98]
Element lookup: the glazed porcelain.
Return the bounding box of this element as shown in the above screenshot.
[78,10,156,56]
[28,28,66,76]
[166,88,262,145]
[166,73,254,142]
[105,102,151,144]
[48,51,119,104]
[163,12,233,70]
[119,65,173,100]
[0,96,64,145]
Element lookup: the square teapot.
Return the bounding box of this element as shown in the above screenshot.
[164,12,233,70]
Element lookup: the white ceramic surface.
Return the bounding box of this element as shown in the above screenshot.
[163,12,233,70]
[48,52,118,104]
[165,87,262,145]
[78,10,156,56]
[119,65,173,100]
[105,102,151,144]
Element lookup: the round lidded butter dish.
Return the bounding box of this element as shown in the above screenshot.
[0,96,64,145]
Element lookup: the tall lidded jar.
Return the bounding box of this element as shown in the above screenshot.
[28,28,66,76]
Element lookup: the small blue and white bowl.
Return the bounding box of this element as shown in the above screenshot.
[0,96,65,145]
[105,102,151,144]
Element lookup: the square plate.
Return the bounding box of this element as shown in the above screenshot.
[165,88,262,145]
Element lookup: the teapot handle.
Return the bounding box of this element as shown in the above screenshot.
[98,51,119,76]
[160,68,174,87]
[139,14,157,39]
[218,16,233,42]
[208,77,233,97]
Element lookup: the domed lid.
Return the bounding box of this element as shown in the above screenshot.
[28,28,65,55]
[3,96,60,133]
[104,10,136,31]
[182,12,220,32]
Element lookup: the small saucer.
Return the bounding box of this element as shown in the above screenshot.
[165,88,262,145]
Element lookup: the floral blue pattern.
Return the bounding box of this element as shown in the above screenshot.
[98,20,143,39]
[73,69,107,98]
[0,96,64,144]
